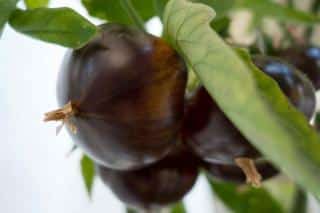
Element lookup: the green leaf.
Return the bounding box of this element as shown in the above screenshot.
[235,0,320,25]
[264,178,296,211]
[126,208,138,213]
[9,8,98,48]
[210,16,230,37]
[196,0,234,18]
[126,203,186,213]
[81,0,155,25]
[81,155,95,197]
[163,0,320,199]
[208,178,285,213]
[315,112,320,126]
[154,0,234,20]
[290,188,307,213]
[24,0,49,9]
[0,0,18,36]
[154,0,169,20]
[171,202,187,213]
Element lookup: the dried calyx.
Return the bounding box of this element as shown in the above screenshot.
[235,157,262,188]
[44,101,78,134]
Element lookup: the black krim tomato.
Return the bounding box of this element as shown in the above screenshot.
[182,55,315,186]
[97,145,199,210]
[44,23,188,170]
[253,55,316,119]
[204,160,278,187]
[276,46,320,90]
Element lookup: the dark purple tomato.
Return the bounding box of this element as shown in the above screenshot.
[276,46,320,89]
[182,87,260,165]
[253,55,316,119]
[52,23,187,170]
[182,55,315,165]
[204,161,278,184]
[97,145,199,210]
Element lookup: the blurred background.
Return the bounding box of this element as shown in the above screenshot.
[1,0,320,212]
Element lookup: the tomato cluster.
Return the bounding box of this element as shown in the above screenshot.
[45,24,318,211]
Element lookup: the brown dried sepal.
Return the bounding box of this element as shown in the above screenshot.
[235,157,262,188]
[44,101,78,134]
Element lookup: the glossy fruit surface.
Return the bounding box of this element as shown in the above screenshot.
[253,55,316,119]
[97,145,199,210]
[183,55,315,165]
[204,161,278,183]
[182,87,260,164]
[57,23,187,170]
[276,46,320,89]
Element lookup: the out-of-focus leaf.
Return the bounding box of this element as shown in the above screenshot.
[171,202,187,213]
[163,0,320,199]
[0,0,18,36]
[9,8,98,48]
[126,202,186,213]
[154,0,169,20]
[315,112,320,128]
[208,178,285,213]
[264,177,296,211]
[126,208,138,213]
[24,0,49,9]
[81,0,155,25]
[235,0,320,25]
[290,188,307,213]
[197,0,234,18]
[210,16,230,36]
[81,155,95,197]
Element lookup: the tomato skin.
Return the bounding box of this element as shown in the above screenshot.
[57,23,188,170]
[97,145,199,210]
[276,46,320,90]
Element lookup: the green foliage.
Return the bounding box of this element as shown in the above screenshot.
[81,0,155,25]
[290,188,307,213]
[163,0,320,199]
[24,0,49,9]
[263,178,296,211]
[208,178,285,213]
[155,0,320,26]
[235,0,320,25]
[197,0,234,18]
[0,0,18,36]
[210,16,230,36]
[171,202,187,213]
[81,155,95,197]
[9,7,98,48]
[126,208,138,213]
[315,112,320,127]
[154,0,169,20]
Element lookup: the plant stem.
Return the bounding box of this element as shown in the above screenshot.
[120,0,145,32]
[291,187,307,213]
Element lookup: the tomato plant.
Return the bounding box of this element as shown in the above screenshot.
[2,0,320,212]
